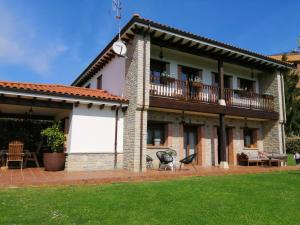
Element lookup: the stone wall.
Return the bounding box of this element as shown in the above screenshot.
[147,110,265,167]
[65,153,123,171]
[123,33,150,172]
[259,72,283,153]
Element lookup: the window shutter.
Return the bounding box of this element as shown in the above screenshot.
[252,81,256,92]
[211,72,215,85]
[198,70,203,81]
[178,65,182,80]
[166,63,170,75]
[237,78,241,89]
[253,129,258,148]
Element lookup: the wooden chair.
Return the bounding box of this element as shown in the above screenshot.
[6,140,24,171]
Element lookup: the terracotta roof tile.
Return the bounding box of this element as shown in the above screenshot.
[0,80,127,103]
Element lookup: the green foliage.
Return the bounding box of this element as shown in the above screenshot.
[41,122,65,153]
[286,137,300,154]
[283,69,300,136]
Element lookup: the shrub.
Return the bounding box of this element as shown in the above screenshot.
[41,122,65,153]
[286,137,300,154]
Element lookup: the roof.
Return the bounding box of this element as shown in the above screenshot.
[72,14,294,86]
[0,80,127,103]
[270,51,300,63]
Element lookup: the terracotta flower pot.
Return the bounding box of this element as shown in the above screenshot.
[43,152,65,171]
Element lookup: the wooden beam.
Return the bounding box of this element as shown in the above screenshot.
[182,41,192,48]
[74,101,80,107]
[99,104,105,110]
[87,103,93,108]
[111,105,117,110]
[157,33,166,40]
[0,96,73,109]
[121,106,128,112]
[0,112,54,121]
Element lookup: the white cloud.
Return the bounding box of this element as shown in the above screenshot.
[0,3,67,76]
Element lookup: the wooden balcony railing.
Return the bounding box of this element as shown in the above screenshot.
[150,75,275,112]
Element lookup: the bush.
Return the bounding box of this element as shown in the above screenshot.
[286,137,300,154]
[41,122,65,153]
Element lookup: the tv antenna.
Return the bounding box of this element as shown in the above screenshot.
[112,0,127,56]
[297,36,300,51]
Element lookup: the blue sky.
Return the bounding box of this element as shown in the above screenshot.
[0,0,299,85]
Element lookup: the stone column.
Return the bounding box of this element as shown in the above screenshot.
[123,33,150,172]
[259,71,284,153]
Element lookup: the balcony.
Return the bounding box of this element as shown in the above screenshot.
[150,75,275,114]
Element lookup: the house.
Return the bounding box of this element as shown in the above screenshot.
[270,51,300,86]
[0,14,293,172]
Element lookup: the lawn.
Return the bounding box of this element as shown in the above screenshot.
[0,171,299,225]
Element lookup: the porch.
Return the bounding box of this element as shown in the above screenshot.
[0,166,297,187]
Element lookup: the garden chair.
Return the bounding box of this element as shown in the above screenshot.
[146,155,153,169]
[156,151,174,171]
[179,153,197,171]
[6,140,24,171]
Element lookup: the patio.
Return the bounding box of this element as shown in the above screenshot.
[0,165,298,188]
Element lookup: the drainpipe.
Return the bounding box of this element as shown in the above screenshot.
[280,71,286,154]
[139,25,150,173]
[114,104,121,169]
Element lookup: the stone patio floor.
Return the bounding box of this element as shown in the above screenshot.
[0,165,298,188]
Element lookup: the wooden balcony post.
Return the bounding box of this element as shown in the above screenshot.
[218,60,226,107]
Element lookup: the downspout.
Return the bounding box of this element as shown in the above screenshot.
[280,71,287,154]
[139,26,150,172]
[114,104,121,169]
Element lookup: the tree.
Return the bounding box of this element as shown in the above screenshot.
[282,54,300,136]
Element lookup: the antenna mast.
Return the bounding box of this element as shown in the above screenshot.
[112,0,122,41]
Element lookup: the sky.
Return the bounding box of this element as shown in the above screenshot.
[0,0,299,85]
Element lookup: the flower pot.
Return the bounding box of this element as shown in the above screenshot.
[154,138,161,146]
[43,152,65,171]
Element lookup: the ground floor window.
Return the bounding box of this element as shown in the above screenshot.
[243,128,258,148]
[147,123,166,146]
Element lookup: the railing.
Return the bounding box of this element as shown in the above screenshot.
[150,75,275,111]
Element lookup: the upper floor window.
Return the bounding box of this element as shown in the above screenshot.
[85,83,91,88]
[211,72,232,88]
[150,59,170,84]
[97,75,103,89]
[180,66,202,83]
[238,78,256,92]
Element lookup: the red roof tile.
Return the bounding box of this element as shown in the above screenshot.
[0,80,127,103]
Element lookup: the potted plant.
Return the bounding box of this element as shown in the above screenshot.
[41,122,65,171]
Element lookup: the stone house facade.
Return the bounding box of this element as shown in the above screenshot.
[71,15,292,172]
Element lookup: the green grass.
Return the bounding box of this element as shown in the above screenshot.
[1,171,300,225]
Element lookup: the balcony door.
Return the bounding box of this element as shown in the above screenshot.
[179,65,202,99]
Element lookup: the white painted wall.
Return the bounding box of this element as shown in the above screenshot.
[67,104,124,153]
[151,45,261,93]
[83,56,126,97]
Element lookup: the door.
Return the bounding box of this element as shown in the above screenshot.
[184,126,198,159]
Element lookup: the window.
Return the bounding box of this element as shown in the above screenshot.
[150,59,170,84]
[181,66,202,82]
[147,123,166,145]
[85,83,91,88]
[238,78,256,92]
[243,128,258,148]
[97,75,103,89]
[211,72,232,88]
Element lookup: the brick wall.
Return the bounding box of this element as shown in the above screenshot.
[65,153,123,171]
[123,33,150,172]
